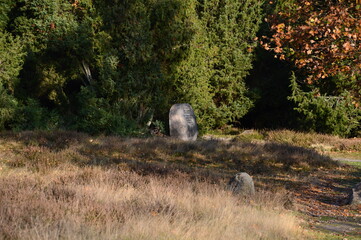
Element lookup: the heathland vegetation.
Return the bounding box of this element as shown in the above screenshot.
[1,1,361,239]
[0,130,360,239]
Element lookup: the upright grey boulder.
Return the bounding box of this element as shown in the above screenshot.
[227,172,255,196]
[169,103,198,141]
[349,182,361,205]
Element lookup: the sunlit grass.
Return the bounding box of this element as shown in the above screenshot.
[339,160,361,168]
[207,129,361,159]
[0,163,306,239]
[0,130,358,239]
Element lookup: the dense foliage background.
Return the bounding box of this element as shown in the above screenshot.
[0,0,360,137]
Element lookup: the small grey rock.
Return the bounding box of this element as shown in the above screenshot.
[349,182,361,205]
[227,172,255,196]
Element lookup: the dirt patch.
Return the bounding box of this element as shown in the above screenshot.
[315,220,361,236]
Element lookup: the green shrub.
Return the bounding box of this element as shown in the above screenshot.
[75,87,141,136]
[0,86,18,130]
[289,73,361,137]
[0,31,25,92]
[0,30,25,130]
[10,99,62,131]
[0,0,12,30]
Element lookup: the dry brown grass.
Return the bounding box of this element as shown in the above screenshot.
[2,130,338,173]
[0,166,306,240]
[0,130,342,239]
[209,128,361,153]
[263,130,361,152]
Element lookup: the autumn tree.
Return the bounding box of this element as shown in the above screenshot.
[263,0,361,100]
[259,0,361,136]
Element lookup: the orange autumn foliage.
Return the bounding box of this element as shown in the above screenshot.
[262,0,361,100]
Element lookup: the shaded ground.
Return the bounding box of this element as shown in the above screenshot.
[292,166,361,238]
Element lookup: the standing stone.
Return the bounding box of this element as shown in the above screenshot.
[349,182,361,205]
[227,172,255,196]
[169,103,198,141]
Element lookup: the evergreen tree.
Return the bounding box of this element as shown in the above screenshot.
[171,0,217,131]
[289,73,361,137]
[0,0,263,134]
[9,0,96,108]
[91,0,196,128]
[204,0,262,127]
[174,0,263,129]
[0,29,24,130]
[0,0,13,30]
